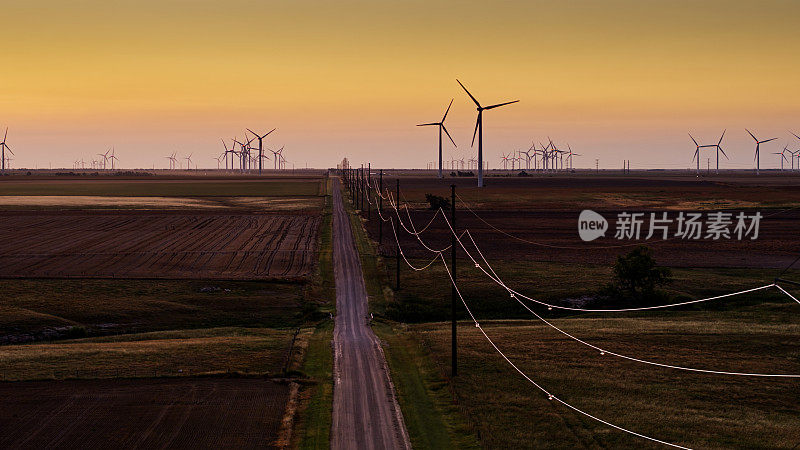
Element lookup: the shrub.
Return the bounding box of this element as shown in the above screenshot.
[424,193,450,211]
[598,246,672,306]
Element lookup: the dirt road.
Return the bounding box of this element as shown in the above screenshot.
[331,178,410,450]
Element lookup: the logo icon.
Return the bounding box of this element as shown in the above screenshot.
[578,210,608,242]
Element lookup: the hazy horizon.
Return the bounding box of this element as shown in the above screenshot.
[3,0,800,170]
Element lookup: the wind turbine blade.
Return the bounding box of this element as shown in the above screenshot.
[745,128,757,142]
[717,129,726,146]
[263,128,276,138]
[483,100,519,110]
[761,137,778,143]
[791,131,800,141]
[442,98,454,122]
[417,122,439,127]
[456,79,481,108]
[442,124,457,148]
[3,128,7,142]
[692,149,698,162]
[719,146,729,159]
[246,128,257,137]
[688,133,699,147]
[471,114,480,147]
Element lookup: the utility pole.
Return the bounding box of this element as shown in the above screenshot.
[396,178,400,291]
[358,164,366,211]
[596,159,599,173]
[379,170,383,244]
[451,184,457,377]
[367,163,371,221]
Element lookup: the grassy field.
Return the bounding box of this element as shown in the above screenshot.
[380,255,800,322]
[0,179,322,197]
[0,279,306,343]
[407,313,800,449]
[0,327,293,381]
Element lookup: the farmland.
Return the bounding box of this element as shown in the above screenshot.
[0,173,331,449]
[0,212,319,279]
[348,171,800,448]
[0,378,290,449]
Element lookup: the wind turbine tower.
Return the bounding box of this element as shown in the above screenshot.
[746,129,777,176]
[417,99,456,178]
[246,128,276,175]
[457,79,518,187]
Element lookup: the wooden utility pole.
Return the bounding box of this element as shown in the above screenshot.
[396,178,400,291]
[379,170,383,244]
[451,184,457,377]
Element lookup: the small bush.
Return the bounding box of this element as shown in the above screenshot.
[425,194,450,211]
[65,326,88,339]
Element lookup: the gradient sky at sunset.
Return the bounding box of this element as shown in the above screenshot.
[3,0,800,169]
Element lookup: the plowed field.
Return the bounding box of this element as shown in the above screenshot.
[0,212,319,279]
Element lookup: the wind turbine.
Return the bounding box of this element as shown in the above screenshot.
[689,133,715,176]
[109,147,118,170]
[457,79,519,187]
[246,128,276,175]
[745,129,777,175]
[711,130,727,175]
[1,128,14,174]
[97,150,109,170]
[185,153,193,170]
[417,99,457,179]
[566,144,581,170]
[269,146,285,170]
[774,147,789,171]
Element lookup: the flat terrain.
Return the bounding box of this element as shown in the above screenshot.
[0,327,294,380]
[367,174,800,268]
[0,212,319,279]
[408,312,800,449]
[350,171,800,448]
[0,177,321,197]
[0,378,289,449]
[0,174,329,448]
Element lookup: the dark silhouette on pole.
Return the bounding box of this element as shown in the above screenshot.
[396,178,400,291]
[246,128,276,175]
[417,99,457,179]
[457,79,519,187]
[451,184,457,377]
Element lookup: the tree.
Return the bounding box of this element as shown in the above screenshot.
[602,246,672,305]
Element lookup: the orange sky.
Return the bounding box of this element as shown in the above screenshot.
[2,0,800,169]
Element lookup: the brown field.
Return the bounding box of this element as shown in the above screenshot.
[0,378,289,449]
[0,211,319,279]
[365,174,800,268]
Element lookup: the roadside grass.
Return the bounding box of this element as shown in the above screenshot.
[0,279,305,342]
[0,327,293,381]
[341,180,481,448]
[0,180,322,197]
[374,322,481,449]
[295,322,334,450]
[410,315,800,449]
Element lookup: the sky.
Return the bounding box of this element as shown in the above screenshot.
[2,0,800,170]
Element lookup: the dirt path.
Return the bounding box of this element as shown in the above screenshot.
[330,178,410,450]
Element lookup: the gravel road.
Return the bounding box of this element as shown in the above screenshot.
[330,178,410,450]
